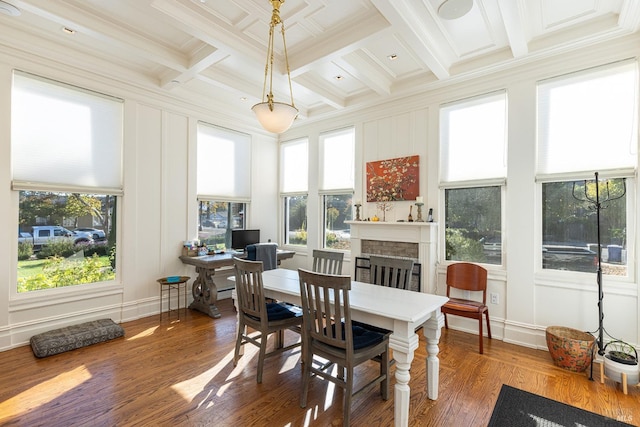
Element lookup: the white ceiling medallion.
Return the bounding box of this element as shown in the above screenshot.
[438,0,473,20]
[0,0,20,16]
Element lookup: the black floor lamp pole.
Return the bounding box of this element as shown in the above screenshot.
[594,172,604,356]
[573,172,626,380]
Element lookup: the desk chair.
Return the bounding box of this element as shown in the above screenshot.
[298,269,390,426]
[442,262,491,354]
[312,249,344,275]
[368,255,415,290]
[233,258,303,383]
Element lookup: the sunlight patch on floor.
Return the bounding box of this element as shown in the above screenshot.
[125,326,159,340]
[0,365,92,421]
[171,350,238,400]
[278,351,301,375]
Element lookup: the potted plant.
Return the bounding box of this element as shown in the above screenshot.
[603,340,639,389]
[606,340,638,365]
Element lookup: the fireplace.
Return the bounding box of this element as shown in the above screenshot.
[346,221,437,293]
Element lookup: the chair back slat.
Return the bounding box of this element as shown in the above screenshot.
[234,257,267,326]
[299,268,352,351]
[369,255,415,290]
[312,249,344,275]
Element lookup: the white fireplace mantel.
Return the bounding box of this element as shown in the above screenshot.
[346,220,438,293]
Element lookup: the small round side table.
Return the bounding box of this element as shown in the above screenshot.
[157,276,190,320]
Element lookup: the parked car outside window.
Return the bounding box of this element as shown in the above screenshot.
[74,227,106,241]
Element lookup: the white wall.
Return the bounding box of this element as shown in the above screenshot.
[1,31,638,354]
[0,46,279,351]
[280,33,640,351]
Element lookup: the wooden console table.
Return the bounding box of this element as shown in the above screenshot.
[179,250,295,318]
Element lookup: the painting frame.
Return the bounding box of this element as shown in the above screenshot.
[366,155,420,202]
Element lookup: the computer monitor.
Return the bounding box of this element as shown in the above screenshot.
[231,229,260,251]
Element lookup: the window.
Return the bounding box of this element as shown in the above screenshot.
[281,139,308,246]
[537,60,637,275]
[440,91,507,265]
[320,128,354,250]
[197,201,245,249]
[12,71,122,292]
[196,123,251,248]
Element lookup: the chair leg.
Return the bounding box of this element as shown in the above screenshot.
[233,321,245,366]
[300,345,311,408]
[444,313,449,329]
[257,332,268,383]
[343,367,354,427]
[380,344,390,400]
[478,316,484,354]
[485,310,492,339]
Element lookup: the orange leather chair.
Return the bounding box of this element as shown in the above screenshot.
[442,262,491,354]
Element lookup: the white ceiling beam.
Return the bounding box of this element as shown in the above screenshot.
[370,0,450,80]
[292,73,346,110]
[497,0,529,58]
[334,53,392,96]
[286,11,391,78]
[13,0,189,71]
[151,0,264,65]
[160,46,229,89]
[619,0,640,33]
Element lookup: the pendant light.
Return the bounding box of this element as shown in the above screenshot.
[252,0,298,133]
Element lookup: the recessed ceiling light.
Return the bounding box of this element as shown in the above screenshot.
[334,75,344,81]
[388,54,398,61]
[62,27,76,35]
[0,0,20,16]
[438,0,473,20]
[240,97,248,101]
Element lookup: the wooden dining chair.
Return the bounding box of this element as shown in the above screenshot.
[312,249,344,275]
[368,255,415,290]
[442,262,491,354]
[233,257,303,383]
[298,268,391,426]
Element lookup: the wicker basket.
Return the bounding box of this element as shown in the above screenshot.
[546,326,595,372]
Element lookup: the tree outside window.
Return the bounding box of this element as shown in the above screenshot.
[17,191,116,292]
[324,194,353,250]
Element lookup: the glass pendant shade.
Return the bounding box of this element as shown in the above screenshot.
[252,101,298,134]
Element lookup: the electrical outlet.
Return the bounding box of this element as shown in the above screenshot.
[490,292,499,304]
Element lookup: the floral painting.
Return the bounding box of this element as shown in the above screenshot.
[366,155,419,202]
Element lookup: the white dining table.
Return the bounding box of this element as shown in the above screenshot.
[233,268,448,427]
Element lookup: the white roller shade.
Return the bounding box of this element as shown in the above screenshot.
[320,128,354,191]
[11,71,123,192]
[197,123,251,200]
[440,91,507,183]
[537,60,638,177]
[281,138,308,193]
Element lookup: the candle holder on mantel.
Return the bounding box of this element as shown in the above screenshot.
[415,202,424,222]
[354,204,362,221]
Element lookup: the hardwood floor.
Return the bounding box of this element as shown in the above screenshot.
[0,298,638,426]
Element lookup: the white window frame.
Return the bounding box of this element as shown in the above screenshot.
[319,128,354,251]
[11,71,123,298]
[280,138,309,248]
[439,91,508,267]
[535,60,638,284]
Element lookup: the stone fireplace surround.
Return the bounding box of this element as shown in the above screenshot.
[346,221,438,293]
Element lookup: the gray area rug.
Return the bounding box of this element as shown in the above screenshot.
[488,384,633,427]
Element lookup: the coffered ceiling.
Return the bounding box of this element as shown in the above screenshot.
[1,0,639,129]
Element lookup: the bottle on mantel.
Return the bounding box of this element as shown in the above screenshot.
[408,205,414,222]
